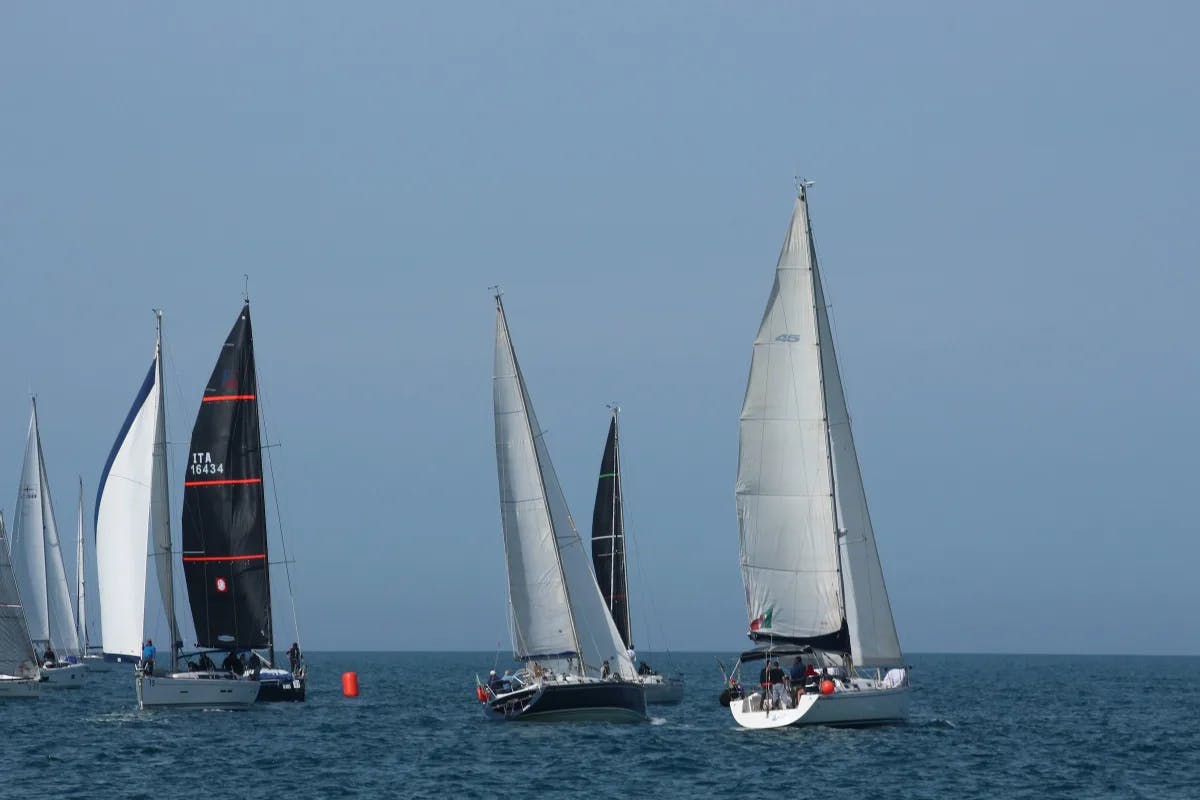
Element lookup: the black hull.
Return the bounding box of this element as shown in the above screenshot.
[255,674,306,703]
[487,681,646,722]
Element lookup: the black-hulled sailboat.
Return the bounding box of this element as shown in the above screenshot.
[477,293,646,722]
[181,300,305,702]
[590,407,683,704]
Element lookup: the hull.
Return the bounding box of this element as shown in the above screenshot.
[730,684,910,729]
[640,674,685,705]
[255,669,306,702]
[41,662,87,688]
[486,679,647,722]
[136,671,260,709]
[103,652,141,666]
[0,676,40,698]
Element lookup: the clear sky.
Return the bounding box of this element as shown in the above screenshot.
[2,2,1197,655]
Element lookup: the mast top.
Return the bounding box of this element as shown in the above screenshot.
[794,176,815,197]
[243,274,250,305]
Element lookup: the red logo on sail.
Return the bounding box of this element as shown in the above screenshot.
[221,368,237,392]
[215,577,228,593]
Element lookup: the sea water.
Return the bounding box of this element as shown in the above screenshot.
[1,652,1195,798]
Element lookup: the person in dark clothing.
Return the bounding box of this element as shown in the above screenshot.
[637,661,653,676]
[487,670,506,694]
[601,659,611,679]
[43,646,57,667]
[287,642,302,673]
[767,659,788,707]
[222,650,243,674]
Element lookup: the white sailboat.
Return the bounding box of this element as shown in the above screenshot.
[726,184,910,729]
[96,311,259,709]
[9,399,86,687]
[477,293,646,722]
[0,511,41,698]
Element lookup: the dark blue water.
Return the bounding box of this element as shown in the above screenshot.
[2,652,1195,798]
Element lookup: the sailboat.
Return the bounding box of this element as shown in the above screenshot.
[9,399,86,687]
[180,300,305,702]
[478,293,646,722]
[0,511,41,698]
[590,407,683,704]
[726,184,910,729]
[96,311,259,709]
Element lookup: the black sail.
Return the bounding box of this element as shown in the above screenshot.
[590,414,631,648]
[181,303,272,650]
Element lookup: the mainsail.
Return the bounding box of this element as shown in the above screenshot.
[10,401,80,656]
[736,186,902,663]
[181,303,272,651]
[590,411,631,649]
[493,296,633,678]
[0,511,39,677]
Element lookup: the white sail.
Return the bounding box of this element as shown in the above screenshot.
[149,338,180,663]
[96,361,159,659]
[10,410,51,646]
[494,302,578,663]
[37,425,81,657]
[813,248,904,666]
[493,299,634,678]
[736,193,844,642]
[9,402,80,656]
[0,511,39,678]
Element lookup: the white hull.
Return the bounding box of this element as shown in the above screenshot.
[640,674,685,704]
[136,671,260,709]
[731,684,910,729]
[0,676,40,698]
[41,662,87,688]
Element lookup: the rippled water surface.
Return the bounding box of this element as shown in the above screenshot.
[2,652,1195,798]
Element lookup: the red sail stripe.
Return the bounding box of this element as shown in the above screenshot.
[201,394,257,402]
[182,553,267,563]
[184,478,263,487]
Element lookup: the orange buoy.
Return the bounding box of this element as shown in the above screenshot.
[342,671,359,697]
[820,679,835,695]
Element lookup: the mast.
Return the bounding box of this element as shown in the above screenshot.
[153,311,181,671]
[76,477,86,651]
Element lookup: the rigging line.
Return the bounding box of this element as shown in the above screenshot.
[256,359,302,651]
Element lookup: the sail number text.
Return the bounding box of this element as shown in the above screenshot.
[189,452,225,476]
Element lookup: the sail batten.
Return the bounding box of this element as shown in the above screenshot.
[181,304,272,650]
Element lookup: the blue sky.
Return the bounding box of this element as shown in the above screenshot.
[2,2,1197,654]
